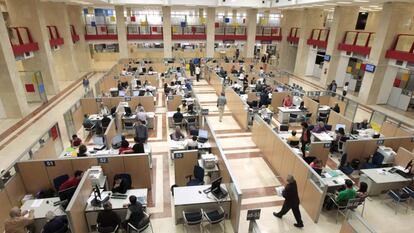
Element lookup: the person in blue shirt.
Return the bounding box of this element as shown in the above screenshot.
[43,211,68,233]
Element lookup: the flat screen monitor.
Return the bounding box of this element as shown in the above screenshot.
[336,124,346,131]
[324,55,331,62]
[124,107,132,116]
[93,136,104,145]
[119,90,126,97]
[365,64,376,73]
[198,129,208,139]
[211,177,222,192]
[111,135,122,148]
[58,186,77,202]
[133,90,140,96]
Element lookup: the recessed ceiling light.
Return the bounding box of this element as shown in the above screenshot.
[338,1,352,4]
[353,0,369,2]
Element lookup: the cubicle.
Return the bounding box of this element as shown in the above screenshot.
[225,87,249,131]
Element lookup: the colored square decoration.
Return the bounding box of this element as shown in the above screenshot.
[38,84,45,94]
[224,18,230,23]
[100,26,107,32]
[215,22,219,28]
[152,27,158,33]
[50,125,58,141]
[393,79,401,87]
[131,16,136,22]
[25,84,35,93]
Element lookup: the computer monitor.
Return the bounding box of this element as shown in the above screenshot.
[93,136,105,146]
[187,104,194,113]
[119,90,126,97]
[198,129,208,139]
[58,186,77,202]
[133,90,140,96]
[211,177,222,193]
[336,124,346,131]
[124,107,132,116]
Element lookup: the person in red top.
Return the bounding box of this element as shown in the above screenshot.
[300,122,311,158]
[118,140,132,154]
[59,170,83,191]
[283,95,293,107]
[70,134,82,147]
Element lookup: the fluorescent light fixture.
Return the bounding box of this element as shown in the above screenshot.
[324,3,338,6]
[337,1,352,4]
[353,0,369,2]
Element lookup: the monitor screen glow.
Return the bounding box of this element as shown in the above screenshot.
[198,129,208,139]
[336,124,346,131]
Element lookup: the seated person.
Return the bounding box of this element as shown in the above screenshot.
[118,140,132,155]
[312,121,327,133]
[357,182,368,199]
[185,80,192,91]
[332,102,340,113]
[310,159,323,170]
[359,119,371,129]
[187,136,198,149]
[250,77,256,85]
[171,126,185,141]
[99,103,110,116]
[97,202,121,232]
[282,95,293,107]
[173,108,184,124]
[334,179,356,206]
[83,114,94,128]
[287,130,300,143]
[59,170,83,191]
[101,114,111,128]
[4,207,34,233]
[70,134,82,147]
[77,144,88,157]
[112,174,128,194]
[189,126,199,136]
[179,102,188,113]
[123,195,145,229]
[43,211,68,233]
[132,137,145,154]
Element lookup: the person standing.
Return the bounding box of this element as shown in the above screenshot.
[189,61,195,77]
[273,175,304,228]
[4,207,34,233]
[134,120,148,143]
[82,77,90,95]
[195,65,201,82]
[300,122,311,157]
[217,93,227,122]
[235,48,240,60]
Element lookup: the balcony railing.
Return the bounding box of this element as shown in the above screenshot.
[127,25,163,40]
[215,26,247,40]
[46,25,64,47]
[337,31,374,56]
[385,34,414,63]
[307,29,330,48]
[8,27,39,56]
[287,27,300,44]
[85,23,118,40]
[256,26,282,41]
[172,25,206,40]
[70,25,80,43]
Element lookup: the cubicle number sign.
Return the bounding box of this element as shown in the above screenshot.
[95,97,102,103]
[125,96,131,101]
[324,143,331,148]
[44,161,56,167]
[168,96,174,101]
[246,209,261,221]
[97,157,108,164]
[174,153,184,159]
[201,109,209,116]
[377,140,385,145]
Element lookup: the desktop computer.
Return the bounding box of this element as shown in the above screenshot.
[197,130,208,143]
[211,177,228,200]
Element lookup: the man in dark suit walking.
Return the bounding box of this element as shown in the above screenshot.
[273,175,304,228]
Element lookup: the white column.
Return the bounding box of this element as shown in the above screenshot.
[162,6,172,59]
[206,7,215,58]
[245,9,258,59]
[115,6,128,59]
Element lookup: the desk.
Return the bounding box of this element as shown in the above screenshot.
[173,185,231,224]
[311,132,334,142]
[85,189,147,232]
[318,105,331,114]
[321,170,352,191]
[167,111,198,127]
[349,129,381,140]
[169,140,212,158]
[277,107,306,124]
[360,167,412,195]
[21,197,65,233]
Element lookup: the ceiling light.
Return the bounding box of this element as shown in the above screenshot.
[337,1,352,4]
[353,0,369,2]
[324,3,338,6]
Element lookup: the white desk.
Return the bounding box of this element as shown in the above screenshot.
[167,111,198,127]
[85,189,147,232]
[321,170,352,189]
[21,197,66,233]
[173,185,231,224]
[169,140,212,158]
[318,105,331,114]
[277,107,306,123]
[311,132,334,142]
[360,167,412,195]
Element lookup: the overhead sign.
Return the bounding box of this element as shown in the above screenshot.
[44,161,56,167]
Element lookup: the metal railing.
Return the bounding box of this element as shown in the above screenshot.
[127,25,163,35]
[215,26,247,36]
[85,23,117,35]
[172,25,206,35]
[255,26,281,37]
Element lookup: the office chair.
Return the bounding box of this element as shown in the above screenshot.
[127,212,153,233]
[279,124,289,132]
[303,113,312,122]
[387,189,410,214]
[202,206,226,232]
[97,224,118,233]
[288,114,299,123]
[182,210,204,233]
[325,124,333,131]
[53,175,69,191]
[303,156,316,164]
[186,166,205,186]
[113,173,132,189]
[338,153,354,175]
[124,122,134,131]
[289,140,300,148]
[318,113,329,123]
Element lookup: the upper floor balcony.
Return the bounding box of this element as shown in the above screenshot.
[385,34,414,63]
[307,29,329,48]
[337,31,375,56]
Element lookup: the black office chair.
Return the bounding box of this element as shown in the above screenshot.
[325,124,333,131]
[183,210,204,233]
[289,114,299,123]
[97,224,119,233]
[186,166,205,186]
[288,140,300,148]
[303,156,316,164]
[279,124,289,132]
[127,212,153,233]
[113,173,132,189]
[202,206,226,232]
[53,175,69,191]
[338,153,354,175]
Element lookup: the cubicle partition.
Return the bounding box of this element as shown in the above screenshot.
[380,121,413,137]
[15,154,151,194]
[209,72,224,95]
[394,147,414,169]
[167,95,182,112]
[327,111,354,134]
[173,150,199,186]
[103,119,117,148]
[225,87,249,131]
[303,96,319,124]
[308,142,331,167]
[251,116,327,223]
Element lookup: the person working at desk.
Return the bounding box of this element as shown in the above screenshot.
[97,202,121,232]
[70,134,82,147]
[187,136,198,149]
[135,120,148,143]
[287,130,300,143]
[101,114,111,128]
[179,102,188,113]
[358,119,371,129]
[136,107,147,124]
[59,170,83,191]
[123,195,145,230]
[273,175,304,228]
[77,145,88,157]
[310,159,323,174]
[171,126,185,141]
[4,207,34,233]
[300,122,311,157]
[83,114,94,129]
[112,174,128,194]
[119,140,132,155]
[42,211,68,233]
[312,121,327,133]
[332,102,340,113]
[282,95,293,107]
[173,108,184,125]
[325,179,356,210]
[99,104,110,116]
[132,137,145,154]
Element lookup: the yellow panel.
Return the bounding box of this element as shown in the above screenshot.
[355,62,361,70]
[110,16,116,22]
[401,73,409,81]
[346,66,352,73]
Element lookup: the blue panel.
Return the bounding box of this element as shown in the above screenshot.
[38,84,45,94]
[224,18,230,23]
[180,21,187,28]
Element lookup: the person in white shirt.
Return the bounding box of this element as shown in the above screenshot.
[99,104,110,116]
[187,136,198,149]
[136,107,147,123]
[259,67,265,77]
[195,66,201,82]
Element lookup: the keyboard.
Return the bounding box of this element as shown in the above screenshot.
[111,194,127,199]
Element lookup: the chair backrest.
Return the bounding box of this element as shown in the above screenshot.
[372,151,384,165]
[346,198,362,209]
[194,166,205,181]
[319,112,328,117]
[114,173,132,189]
[289,140,300,147]
[339,153,348,168]
[53,175,69,191]
[325,125,332,131]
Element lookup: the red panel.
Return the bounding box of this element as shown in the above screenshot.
[307,39,327,48]
[172,34,207,40]
[152,27,158,32]
[215,22,219,28]
[131,16,136,22]
[337,43,371,56]
[127,34,163,40]
[50,126,58,141]
[25,84,35,93]
[385,50,414,63]
[72,34,80,43]
[393,79,401,87]
[215,35,247,41]
[49,38,64,46]
[85,34,118,40]
[287,36,299,44]
[255,35,282,41]
[360,63,366,71]
[11,43,39,56]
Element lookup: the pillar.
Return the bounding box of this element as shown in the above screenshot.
[0,13,30,118]
[359,2,414,104]
[232,9,237,23]
[6,0,60,95]
[162,6,172,59]
[115,6,128,59]
[278,10,302,71]
[294,8,325,77]
[206,8,215,58]
[320,6,359,87]
[245,9,258,59]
